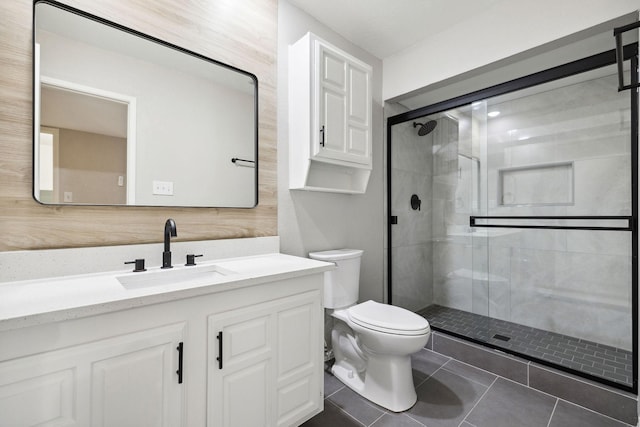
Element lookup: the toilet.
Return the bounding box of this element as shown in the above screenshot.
[309,249,430,412]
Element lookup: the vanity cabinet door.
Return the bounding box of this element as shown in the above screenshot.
[0,323,185,427]
[89,323,186,427]
[207,290,322,427]
[273,291,322,427]
[207,302,273,427]
[0,345,82,426]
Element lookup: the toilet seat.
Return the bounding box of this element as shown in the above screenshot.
[347,300,430,336]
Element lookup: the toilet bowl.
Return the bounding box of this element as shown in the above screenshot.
[309,249,430,412]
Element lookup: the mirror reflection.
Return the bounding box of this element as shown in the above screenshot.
[34,0,258,207]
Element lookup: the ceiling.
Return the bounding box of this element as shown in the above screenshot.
[287,0,505,59]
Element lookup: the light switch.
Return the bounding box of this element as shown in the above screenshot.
[153,180,174,195]
[118,176,124,187]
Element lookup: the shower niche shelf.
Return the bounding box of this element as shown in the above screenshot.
[288,32,372,194]
[498,162,574,206]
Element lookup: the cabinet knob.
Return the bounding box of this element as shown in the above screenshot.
[320,125,325,147]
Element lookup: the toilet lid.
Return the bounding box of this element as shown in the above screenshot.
[308,249,363,261]
[347,300,430,336]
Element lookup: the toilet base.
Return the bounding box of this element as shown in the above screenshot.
[331,352,418,412]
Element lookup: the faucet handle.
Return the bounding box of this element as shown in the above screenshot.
[125,258,147,272]
[185,254,203,266]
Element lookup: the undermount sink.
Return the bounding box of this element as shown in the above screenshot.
[117,264,237,290]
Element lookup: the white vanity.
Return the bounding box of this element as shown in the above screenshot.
[0,244,332,427]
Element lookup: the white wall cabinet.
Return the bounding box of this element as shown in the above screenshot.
[207,291,321,427]
[289,32,372,194]
[0,272,324,427]
[0,323,185,427]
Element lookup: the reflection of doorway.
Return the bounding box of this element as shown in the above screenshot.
[36,76,136,204]
[38,126,59,203]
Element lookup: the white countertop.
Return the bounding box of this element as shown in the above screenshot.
[0,253,333,332]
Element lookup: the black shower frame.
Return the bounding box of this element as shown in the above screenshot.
[386,43,639,393]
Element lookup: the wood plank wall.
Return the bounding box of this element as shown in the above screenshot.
[0,0,277,251]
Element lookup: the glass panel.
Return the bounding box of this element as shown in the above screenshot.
[485,65,631,218]
[389,120,434,312]
[483,228,632,387]
[482,64,633,388]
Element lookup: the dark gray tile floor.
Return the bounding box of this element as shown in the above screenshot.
[302,349,635,427]
[419,304,633,388]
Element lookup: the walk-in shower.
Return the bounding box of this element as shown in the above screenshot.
[387,43,638,392]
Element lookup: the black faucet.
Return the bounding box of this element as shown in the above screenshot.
[162,218,177,269]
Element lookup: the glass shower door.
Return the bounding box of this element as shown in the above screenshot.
[388,49,637,391]
[470,62,634,388]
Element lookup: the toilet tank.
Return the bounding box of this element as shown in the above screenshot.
[309,249,363,309]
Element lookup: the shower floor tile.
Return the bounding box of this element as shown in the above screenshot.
[418,305,633,388]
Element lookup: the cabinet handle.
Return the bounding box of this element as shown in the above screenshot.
[216,331,223,369]
[176,342,184,384]
[320,125,325,147]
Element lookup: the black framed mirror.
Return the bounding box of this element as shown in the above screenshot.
[33,0,258,207]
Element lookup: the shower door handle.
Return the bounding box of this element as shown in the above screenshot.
[469,215,632,231]
[319,125,325,147]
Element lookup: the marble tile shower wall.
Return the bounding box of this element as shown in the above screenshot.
[432,73,633,351]
[390,119,434,311]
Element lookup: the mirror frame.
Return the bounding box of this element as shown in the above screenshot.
[32,0,259,208]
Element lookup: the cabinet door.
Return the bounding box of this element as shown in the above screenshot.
[207,291,322,427]
[274,292,322,427]
[317,45,347,160]
[346,63,370,161]
[208,303,273,427]
[0,348,82,426]
[0,323,185,427]
[315,42,371,166]
[89,323,185,427]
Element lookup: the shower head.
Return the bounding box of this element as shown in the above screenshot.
[413,120,437,136]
